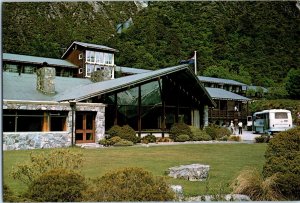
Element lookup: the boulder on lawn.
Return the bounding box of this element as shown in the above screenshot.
[168,164,210,181]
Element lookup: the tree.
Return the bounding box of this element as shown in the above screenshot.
[286,68,300,99]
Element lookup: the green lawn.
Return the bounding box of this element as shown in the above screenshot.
[3,143,267,197]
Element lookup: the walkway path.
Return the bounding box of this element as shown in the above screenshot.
[238,130,261,141]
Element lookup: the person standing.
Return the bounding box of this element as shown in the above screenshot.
[238,121,243,135]
[230,121,235,135]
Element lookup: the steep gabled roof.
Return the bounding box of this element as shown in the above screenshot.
[3,53,78,68]
[55,64,216,107]
[205,87,251,101]
[61,41,118,59]
[198,76,247,86]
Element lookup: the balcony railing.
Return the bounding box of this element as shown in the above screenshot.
[208,109,247,120]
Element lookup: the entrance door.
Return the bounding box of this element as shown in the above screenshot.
[75,112,95,143]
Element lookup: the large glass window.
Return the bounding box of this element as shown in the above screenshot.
[86,64,94,77]
[86,51,113,65]
[95,52,104,64]
[3,110,68,132]
[104,53,113,64]
[86,50,94,63]
[85,51,114,77]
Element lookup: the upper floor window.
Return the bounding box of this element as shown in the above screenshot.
[86,50,113,65]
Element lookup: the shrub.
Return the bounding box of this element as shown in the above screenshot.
[170,123,192,141]
[114,139,134,146]
[189,126,211,141]
[109,136,122,144]
[10,149,83,185]
[231,168,283,201]
[26,168,87,202]
[99,138,111,146]
[205,124,230,140]
[228,135,241,142]
[218,127,231,138]
[255,135,270,143]
[106,125,139,144]
[3,183,20,202]
[262,127,300,200]
[219,136,228,141]
[157,137,173,142]
[141,134,157,144]
[99,136,123,146]
[82,167,175,201]
[106,125,122,138]
[175,134,190,142]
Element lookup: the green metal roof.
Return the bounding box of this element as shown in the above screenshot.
[3,65,215,107]
[115,66,151,74]
[198,76,247,86]
[206,87,251,101]
[3,72,92,101]
[247,85,268,93]
[3,53,78,68]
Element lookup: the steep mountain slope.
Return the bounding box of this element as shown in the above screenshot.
[2,1,300,87]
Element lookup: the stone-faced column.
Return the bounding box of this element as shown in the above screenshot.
[36,67,56,94]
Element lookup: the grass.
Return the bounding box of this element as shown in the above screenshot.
[3,143,267,197]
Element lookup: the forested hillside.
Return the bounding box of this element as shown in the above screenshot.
[2,1,300,91]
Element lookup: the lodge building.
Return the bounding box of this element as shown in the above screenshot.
[2,41,251,150]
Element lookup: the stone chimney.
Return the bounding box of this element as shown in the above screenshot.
[36,66,56,94]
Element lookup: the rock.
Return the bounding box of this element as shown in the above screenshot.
[224,194,251,201]
[170,185,184,200]
[186,194,251,202]
[168,164,210,181]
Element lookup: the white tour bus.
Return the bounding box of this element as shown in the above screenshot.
[252,109,293,134]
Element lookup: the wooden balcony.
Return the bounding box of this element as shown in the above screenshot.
[208,109,248,121]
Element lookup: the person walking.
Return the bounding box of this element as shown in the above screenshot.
[238,121,243,135]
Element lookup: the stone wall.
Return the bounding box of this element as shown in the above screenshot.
[3,100,106,150]
[3,132,71,150]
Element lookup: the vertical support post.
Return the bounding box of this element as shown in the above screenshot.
[69,101,76,147]
[247,101,249,117]
[218,100,221,120]
[42,112,49,132]
[138,85,142,138]
[204,105,209,127]
[158,78,165,138]
[114,93,118,125]
[200,104,204,129]
[194,51,197,75]
[15,112,18,132]
[175,86,179,123]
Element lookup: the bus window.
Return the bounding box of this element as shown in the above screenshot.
[275,112,288,119]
